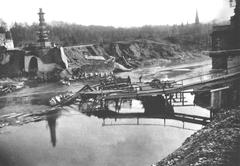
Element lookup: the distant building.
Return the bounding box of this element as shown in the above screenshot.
[0,29,14,49]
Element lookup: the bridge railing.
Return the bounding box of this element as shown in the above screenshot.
[175,65,240,87]
[97,65,240,91]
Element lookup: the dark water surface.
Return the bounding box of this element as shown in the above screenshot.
[0,61,211,166]
[0,104,208,166]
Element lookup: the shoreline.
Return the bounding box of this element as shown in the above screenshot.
[153,108,240,166]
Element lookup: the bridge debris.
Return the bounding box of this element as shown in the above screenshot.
[0,80,24,96]
[149,78,176,89]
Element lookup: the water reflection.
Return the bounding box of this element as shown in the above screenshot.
[141,95,173,114]
[46,112,60,147]
[79,95,210,129]
[39,94,207,155]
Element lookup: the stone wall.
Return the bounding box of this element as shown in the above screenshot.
[211,25,234,51]
[0,50,25,77]
[227,53,240,73]
[210,49,240,72]
[24,55,60,73]
[211,56,227,70]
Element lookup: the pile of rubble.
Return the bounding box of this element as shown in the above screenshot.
[0,108,60,129]
[33,67,115,83]
[154,108,240,166]
[0,78,25,95]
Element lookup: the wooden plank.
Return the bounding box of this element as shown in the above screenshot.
[91,112,209,125]
[210,86,229,92]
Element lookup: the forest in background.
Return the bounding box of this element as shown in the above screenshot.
[0,19,217,51]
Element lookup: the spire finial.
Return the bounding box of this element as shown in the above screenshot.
[195,9,200,24]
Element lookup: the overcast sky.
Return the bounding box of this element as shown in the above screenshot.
[0,0,234,27]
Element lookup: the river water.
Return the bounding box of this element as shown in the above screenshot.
[0,61,211,166]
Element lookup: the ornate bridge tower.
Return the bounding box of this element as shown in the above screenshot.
[37,8,51,48]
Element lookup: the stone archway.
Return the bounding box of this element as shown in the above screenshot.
[28,57,38,75]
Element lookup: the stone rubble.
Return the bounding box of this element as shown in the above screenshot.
[0,108,60,129]
[154,108,240,166]
[0,78,25,95]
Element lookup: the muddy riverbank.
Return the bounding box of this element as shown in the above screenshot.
[154,108,240,166]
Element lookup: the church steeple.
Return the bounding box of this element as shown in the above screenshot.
[195,10,200,24]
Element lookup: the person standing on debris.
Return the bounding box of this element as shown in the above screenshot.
[127,76,131,84]
[139,75,142,83]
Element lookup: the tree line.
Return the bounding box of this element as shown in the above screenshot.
[0,19,213,50]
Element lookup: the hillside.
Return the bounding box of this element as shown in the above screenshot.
[61,39,209,73]
[103,39,209,71]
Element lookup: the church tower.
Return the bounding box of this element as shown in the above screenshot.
[37,8,51,48]
[195,10,200,24]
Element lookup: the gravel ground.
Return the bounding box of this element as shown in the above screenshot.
[153,108,240,166]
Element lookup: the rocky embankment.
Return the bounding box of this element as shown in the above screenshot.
[40,39,208,81]
[64,39,208,73]
[154,108,240,166]
[105,39,208,70]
